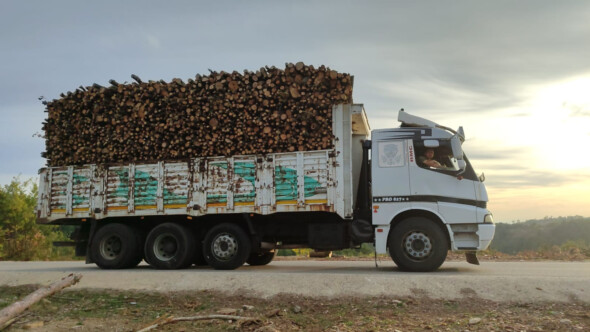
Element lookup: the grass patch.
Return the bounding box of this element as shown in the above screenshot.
[0,286,588,331]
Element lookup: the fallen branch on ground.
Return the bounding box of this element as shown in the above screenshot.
[136,314,257,332]
[0,273,82,330]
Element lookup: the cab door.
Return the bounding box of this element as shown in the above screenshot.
[409,139,478,224]
[371,139,411,225]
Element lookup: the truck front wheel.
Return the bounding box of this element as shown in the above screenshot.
[388,217,448,272]
[90,223,143,269]
[144,223,196,269]
[203,223,251,270]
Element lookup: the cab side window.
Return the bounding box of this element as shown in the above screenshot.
[414,140,460,171]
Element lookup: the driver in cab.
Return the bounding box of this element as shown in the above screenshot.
[418,148,443,168]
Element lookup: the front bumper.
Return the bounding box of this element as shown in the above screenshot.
[449,222,495,251]
[477,223,496,250]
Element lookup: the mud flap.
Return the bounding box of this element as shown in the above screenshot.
[465,252,480,265]
[85,220,98,264]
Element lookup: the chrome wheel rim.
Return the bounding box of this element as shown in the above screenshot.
[153,233,178,262]
[403,231,432,260]
[99,235,122,260]
[212,233,238,261]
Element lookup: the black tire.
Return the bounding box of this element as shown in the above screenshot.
[388,217,449,272]
[144,223,196,269]
[203,223,251,270]
[247,250,276,266]
[90,223,143,269]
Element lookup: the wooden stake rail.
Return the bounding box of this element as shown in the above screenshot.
[42,63,353,166]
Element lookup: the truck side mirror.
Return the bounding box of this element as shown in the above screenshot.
[451,136,463,160]
[457,160,466,171]
[454,160,467,179]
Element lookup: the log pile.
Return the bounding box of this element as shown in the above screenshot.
[42,63,353,166]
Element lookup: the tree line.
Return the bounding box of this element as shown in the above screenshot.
[489,216,590,254]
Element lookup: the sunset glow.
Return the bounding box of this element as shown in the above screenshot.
[526,76,590,170]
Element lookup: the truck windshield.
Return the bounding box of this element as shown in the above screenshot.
[461,155,479,181]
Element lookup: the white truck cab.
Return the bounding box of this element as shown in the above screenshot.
[370,110,495,270]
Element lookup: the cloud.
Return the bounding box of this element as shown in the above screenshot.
[342,2,590,122]
[466,146,524,162]
[484,168,583,189]
[1,0,590,225]
[145,34,161,50]
[563,102,590,117]
[471,147,589,190]
[464,142,587,190]
[0,105,46,175]
[508,112,533,118]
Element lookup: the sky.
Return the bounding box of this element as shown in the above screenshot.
[1,1,589,222]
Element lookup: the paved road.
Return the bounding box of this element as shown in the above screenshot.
[1,260,588,303]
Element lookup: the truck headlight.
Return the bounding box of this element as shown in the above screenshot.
[484,214,494,224]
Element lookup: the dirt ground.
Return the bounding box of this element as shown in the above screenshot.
[1,284,589,332]
[1,251,589,331]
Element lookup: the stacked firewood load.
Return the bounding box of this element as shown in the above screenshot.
[42,62,353,166]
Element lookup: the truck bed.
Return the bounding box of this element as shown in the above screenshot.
[37,150,345,223]
[37,104,370,224]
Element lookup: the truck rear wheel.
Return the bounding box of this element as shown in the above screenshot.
[203,223,251,270]
[388,217,448,272]
[144,223,196,269]
[90,223,143,269]
[247,250,276,266]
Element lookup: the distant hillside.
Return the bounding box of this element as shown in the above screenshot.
[490,216,590,254]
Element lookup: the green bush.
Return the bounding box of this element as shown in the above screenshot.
[277,249,296,256]
[334,243,375,257]
[0,177,74,260]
